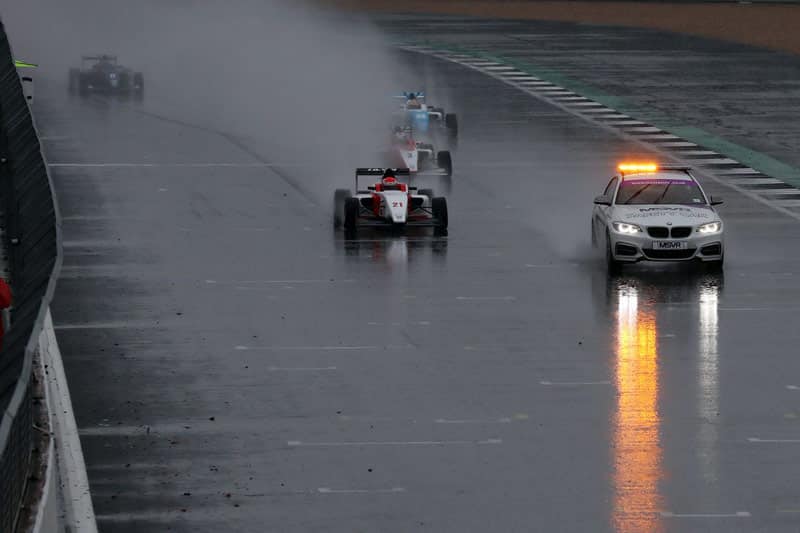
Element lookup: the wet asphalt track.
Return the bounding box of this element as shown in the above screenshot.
[35,48,800,532]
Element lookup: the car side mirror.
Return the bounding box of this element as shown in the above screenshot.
[710,196,724,206]
[367,186,375,191]
[593,195,611,206]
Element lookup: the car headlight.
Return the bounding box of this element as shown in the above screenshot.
[612,222,642,234]
[697,222,722,234]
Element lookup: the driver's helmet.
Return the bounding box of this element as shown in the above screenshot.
[382,169,396,179]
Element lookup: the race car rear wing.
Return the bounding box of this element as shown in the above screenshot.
[81,55,118,64]
[355,168,411,190]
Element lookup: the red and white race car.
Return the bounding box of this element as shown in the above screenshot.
[334,168,448,235]
[388,126,452,177]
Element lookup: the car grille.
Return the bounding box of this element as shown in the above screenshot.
[643,249,696,260]
[647,226,692,238]
[647,226,669,238]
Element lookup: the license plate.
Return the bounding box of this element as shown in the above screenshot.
[652,240,687,250]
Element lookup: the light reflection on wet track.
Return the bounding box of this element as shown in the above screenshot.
[612,283,663,533]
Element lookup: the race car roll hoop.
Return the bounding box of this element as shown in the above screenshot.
[334,168,448,236]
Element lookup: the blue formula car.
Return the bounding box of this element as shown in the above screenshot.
[394,92,458,147]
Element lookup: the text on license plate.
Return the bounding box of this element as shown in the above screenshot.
[652,241,688,250]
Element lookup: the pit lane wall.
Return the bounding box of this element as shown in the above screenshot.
[0,16,65,533]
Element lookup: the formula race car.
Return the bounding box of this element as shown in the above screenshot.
[389,126,453,177]
[334,168,448,235]
[395,92,458,147]
[69,55,144,99]
[592,163,725,272]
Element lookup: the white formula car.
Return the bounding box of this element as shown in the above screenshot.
[334,168,448,235]
[389,126,452,177]
[591,163,724,271]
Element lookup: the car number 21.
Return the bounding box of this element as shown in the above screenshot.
[392,202,403,208]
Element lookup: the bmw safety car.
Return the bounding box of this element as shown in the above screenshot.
[69,55,144,99]
[395,92,458,146]
[334,168,448,235]
[591,163,724,271]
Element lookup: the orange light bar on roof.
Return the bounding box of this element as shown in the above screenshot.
[618,162,658,173]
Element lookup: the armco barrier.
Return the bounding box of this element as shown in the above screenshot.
[0,16,62,533]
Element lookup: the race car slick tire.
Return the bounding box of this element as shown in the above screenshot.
[437,151,453,177]
[432,197,448,235]
[133,72,144,101]
[419,189,434,201]
[333,189,352,228]
[605,231,621,274]
[591,220,598,249]
[445,113,458,147]
[344,197,359,235]
[68,68,80,95]
[78,76,90,98]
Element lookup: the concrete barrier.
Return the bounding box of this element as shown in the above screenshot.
[31,311,97,533]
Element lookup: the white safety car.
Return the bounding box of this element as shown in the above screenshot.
[591,163,724,271]
[334,168,448,235]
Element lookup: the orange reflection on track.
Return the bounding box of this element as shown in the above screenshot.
[612,287,663,533]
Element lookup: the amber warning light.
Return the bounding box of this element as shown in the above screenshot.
[618,162,658,173]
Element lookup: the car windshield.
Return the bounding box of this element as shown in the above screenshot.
[616,179,706,205]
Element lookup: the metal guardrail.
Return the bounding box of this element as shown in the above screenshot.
[0,17,62,533]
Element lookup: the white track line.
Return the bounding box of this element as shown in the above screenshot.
[540,380,611,386]
[267,366,338,372]
[234,345,408,351]
[317,487,406,494]
[288,438,502,447]
[660,511,750,518]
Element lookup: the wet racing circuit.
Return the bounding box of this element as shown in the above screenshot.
[34,41,800,532]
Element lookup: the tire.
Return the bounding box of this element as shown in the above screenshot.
[133,72,144,101]
[344,197,359,234]
[419,188,434,201]
[605,231,621,274]
[432,197,448,233]
[705,254,724,272]
[437,151,453,177]
[445,113,458,147]
[591,220,597,249]
[68,68,80,95]
[78,74,90,97]
[333,189,351,228]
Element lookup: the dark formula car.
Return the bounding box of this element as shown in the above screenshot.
[69,55,144,99]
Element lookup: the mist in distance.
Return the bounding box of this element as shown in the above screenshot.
[0,0,408,192]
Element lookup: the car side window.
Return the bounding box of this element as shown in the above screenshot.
[603,177,618,198]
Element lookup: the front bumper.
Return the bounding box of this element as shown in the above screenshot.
[609,230,723,262]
